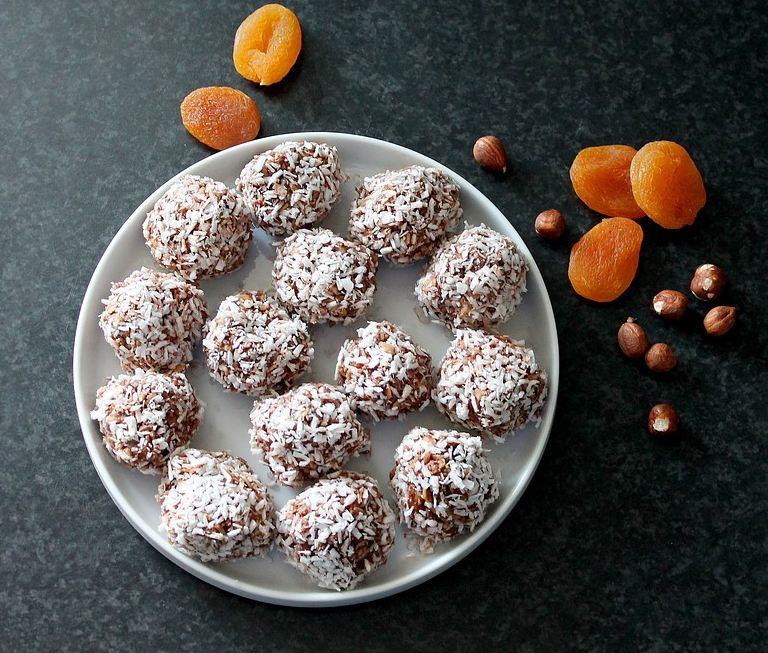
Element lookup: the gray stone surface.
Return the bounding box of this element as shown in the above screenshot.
[1,0,766,650]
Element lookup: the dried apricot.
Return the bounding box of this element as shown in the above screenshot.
[568,217,644,302]
[630,141,706,229]
[569,145,645,219]
[233,4,302,86]
[180,87,261,150]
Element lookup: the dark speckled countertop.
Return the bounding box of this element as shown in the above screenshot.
[2,0,767,650]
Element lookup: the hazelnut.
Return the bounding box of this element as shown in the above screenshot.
[648,404,680,435]
[535,209,566,240]
[690,263,725,301]
[703,305,736,336]
[617,318,650,359]
[651,289,688,320]
[645,343,677,373]
[473,135,507,173]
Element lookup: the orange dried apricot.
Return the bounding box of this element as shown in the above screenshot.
[180,86,261,150]
[569,145,645,219]
[233,4,302,86]
[568,217,644,302]
[630,140,706,229]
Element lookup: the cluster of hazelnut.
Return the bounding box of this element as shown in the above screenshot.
[618,263,736,436]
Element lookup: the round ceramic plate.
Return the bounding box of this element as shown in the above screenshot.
[73,132,559,607]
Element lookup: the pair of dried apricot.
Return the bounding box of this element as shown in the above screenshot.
[181,4,302,150]
[570,141,706,229]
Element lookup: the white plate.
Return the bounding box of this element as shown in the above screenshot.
[73,132,559,607]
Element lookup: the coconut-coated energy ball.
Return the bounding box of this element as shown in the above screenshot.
[236,141,347,237]
[142,174,254,281]
[276,471,396,591]
[433,328,547,442]
[334,320,433,421]
[202,290,314,396]
[249,382,371,487]
[91,369,202,474]
[272,228,377,325]
[415,224,528,329]
[98,267,207,373]
[349,165,462,265]
[158,448,276,562]
[389,426,499,553]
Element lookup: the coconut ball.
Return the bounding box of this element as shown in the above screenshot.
[203,290,313,396]
[389,427,499,553]
[348,165,462,265]
[90,369,202,474]
[433,328,547,442]
[272,228,378,325]
[276,471,396,591]
[334,320,433,421]
[99,267,207,373]
[249,382,371,487]
[158,448,276,562]
[142,174,254,281]
[415,224,528,329]
[236,141,347,237]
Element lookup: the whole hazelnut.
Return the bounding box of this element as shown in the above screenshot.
[651,289,688,320]
[703,305,736,336]
[535,209,566,240]
[648,404,680,435]
[473,135,508,173]
[645,343,677,373]
[690,263,726,301]
[618,318,650,359]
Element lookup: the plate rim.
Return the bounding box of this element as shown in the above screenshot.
[72,130,559,607]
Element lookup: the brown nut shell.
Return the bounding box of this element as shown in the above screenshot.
[690,264,725,301]
[645,343,677,373]
[651,289,688,320]
[703,305,736,336]
[648,404,680,435]
[473,135,508,173]
[535,209,566,240]
[618,319,650,359]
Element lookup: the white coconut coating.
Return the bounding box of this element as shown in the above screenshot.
[236,141,347,237]
[334,320,433,421]
[433,329,547,442]
[389,427,499,554]
[142,174,254,281]
[98,267,207,373]
[249,382,371,487]
[276,471,397,591]
[158,449,276,562]
[203,290,313,396]
[90,369,202,474]
[272,228,378,325]
[349,165,463,265]
[415,224,528,329]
